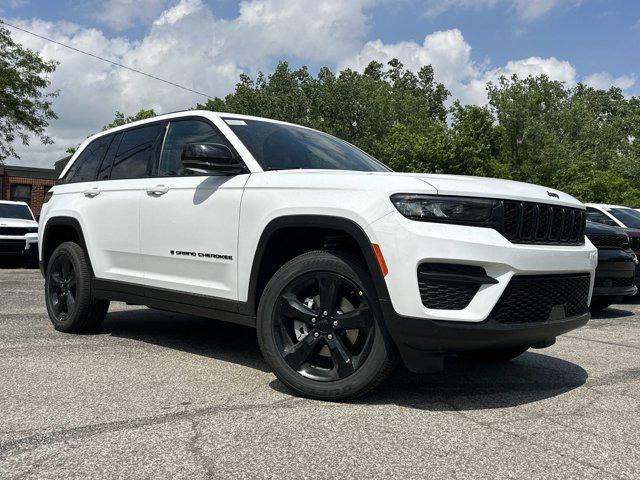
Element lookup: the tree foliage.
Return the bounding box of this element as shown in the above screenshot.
[0,24,58,164]
[90,59,640,206]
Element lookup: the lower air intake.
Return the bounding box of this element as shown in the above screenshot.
[489,274,590,324]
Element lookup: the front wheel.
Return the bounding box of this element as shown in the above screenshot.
[458,346,529,363]
[257,251,396,401]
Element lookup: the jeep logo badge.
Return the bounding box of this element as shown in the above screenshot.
[547,191,559,198]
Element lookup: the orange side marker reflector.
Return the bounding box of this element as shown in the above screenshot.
[372,243,388,277]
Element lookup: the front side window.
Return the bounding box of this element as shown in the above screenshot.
[110,124,163,180]
[0,202,34,220]
[223,118,389,172]
[158,120,234,176]
[609,208,640,229]
[586,208,618,227]
[65,135,112,183]
[10,184,32,205]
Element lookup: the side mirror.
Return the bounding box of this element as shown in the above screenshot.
[181,143,246,174]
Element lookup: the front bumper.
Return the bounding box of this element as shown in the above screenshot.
[368,212,597,322]
[0,234,38,256]
[592,248,637,298]
[380,298,589,372]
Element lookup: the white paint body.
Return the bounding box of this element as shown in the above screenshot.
[40,111,597,323]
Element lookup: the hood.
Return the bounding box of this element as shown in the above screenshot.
[408,174,583,208]
[271,170,584,208]
[585,221,626,236]
[0,218,38,228]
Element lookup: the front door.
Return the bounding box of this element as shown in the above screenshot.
[140,118,249,300]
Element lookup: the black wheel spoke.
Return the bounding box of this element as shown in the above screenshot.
[66,290,76,308]
[67,273,76,288]
[318,277,339,314]
[327,335,355,377]
[51,292,61,315]
[50,273,64,286]
[61,259,71,279]
[281,294,316,324]
[273,270,374,382]
[334,305,371,330]
[283,334,318,368]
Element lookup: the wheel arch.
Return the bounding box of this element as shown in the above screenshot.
[41,216,93,277]
[241,215,391,316]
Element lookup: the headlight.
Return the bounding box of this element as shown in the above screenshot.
[390,194,500,224]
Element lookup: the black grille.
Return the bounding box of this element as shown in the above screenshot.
[500,201,585,245]
[417,264,487,310]
[587,233,629,249]
[629,236,640,252]
[0,239,26,253]
[594,276,635,288]
[0,227,35,236]
[489,274,590,324]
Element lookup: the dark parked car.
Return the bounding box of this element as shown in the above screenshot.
[586,221,638,311]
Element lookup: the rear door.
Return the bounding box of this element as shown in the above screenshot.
[67,123,165,284]
[140,117,250,300]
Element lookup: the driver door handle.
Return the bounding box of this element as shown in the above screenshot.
[83,187,101,197]
[146,185,169,196]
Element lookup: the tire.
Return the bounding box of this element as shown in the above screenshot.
[257,250,396,401]
[45,241,110,333]
[458,346,529,364]
[590,298,613,311]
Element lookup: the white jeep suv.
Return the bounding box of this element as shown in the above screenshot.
[39,111,597,400]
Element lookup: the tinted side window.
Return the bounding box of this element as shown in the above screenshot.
[110,124,163,180]
[158,120,233,176]
[586,207,618,227]
[65,135,112,183]
[96,133,122,180]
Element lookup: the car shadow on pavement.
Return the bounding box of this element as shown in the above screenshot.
[590,306,635,320]
[102,308,271,373]
[102,308,588,410]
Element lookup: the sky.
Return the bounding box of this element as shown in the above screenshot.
[1,0,639,168]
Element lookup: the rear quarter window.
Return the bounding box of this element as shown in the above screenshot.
[110,123,164,180]
[64,135,113,184]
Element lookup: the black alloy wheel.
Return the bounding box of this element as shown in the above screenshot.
[274,271,375,381]
[47,253,77,321]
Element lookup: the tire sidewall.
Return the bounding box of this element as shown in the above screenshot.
[257,251,394,400]
[45,242,92,331]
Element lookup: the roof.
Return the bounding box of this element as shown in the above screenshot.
[0,200,29,206]
[0,164,58,180]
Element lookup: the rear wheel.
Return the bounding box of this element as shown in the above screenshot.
[257,251,396,400]
[45,241,109,333]
[458,346,529,363]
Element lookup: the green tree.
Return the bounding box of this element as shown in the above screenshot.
[103,108,157,130]
[0,24,58,163]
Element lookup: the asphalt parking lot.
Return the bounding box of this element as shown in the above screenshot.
[1,267,639,479]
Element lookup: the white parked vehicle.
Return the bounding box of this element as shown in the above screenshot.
[0,200,39,260]
[39,111,597,399]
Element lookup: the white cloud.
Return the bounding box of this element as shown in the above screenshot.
[95,0,169,31]
[583,72,636,91]
[7,0,376,166]
[4,0,633,168]
[341,29,638,107]
[423,0,580,22]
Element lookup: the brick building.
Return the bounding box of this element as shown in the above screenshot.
[0,156,70,217]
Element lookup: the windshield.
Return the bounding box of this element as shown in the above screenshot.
[609,208,640,228]
[0,203,34,220]
[223,118,390,172]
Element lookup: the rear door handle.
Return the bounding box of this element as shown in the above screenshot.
[83,187,101,197]
[146,185,169,196]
